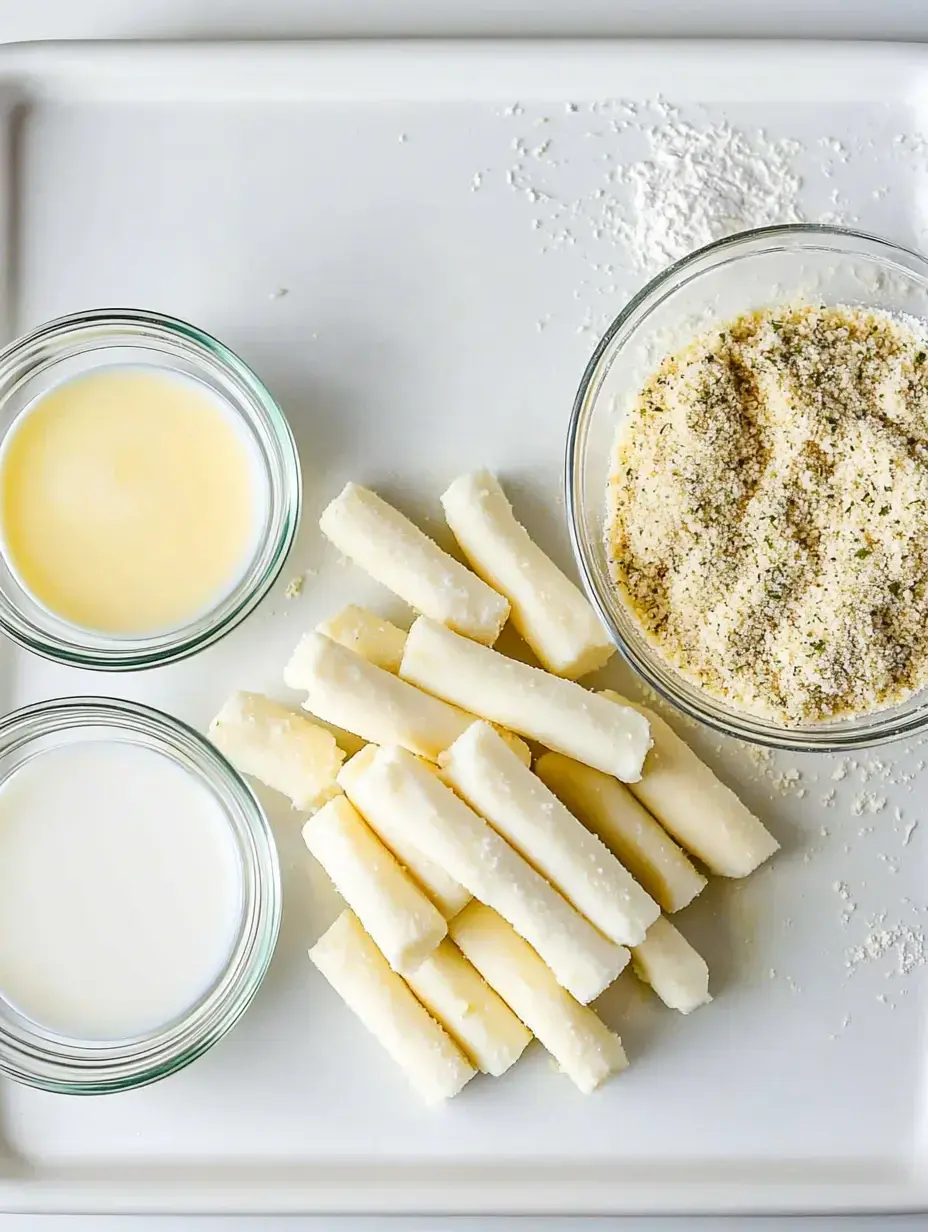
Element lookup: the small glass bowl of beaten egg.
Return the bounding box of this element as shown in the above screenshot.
[568,223,928,752]
[0,697,280,1094]
[0,309,301,669]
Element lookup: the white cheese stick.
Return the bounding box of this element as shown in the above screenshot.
[319,482,510,645]
[450,904,628,1093]
[349,746,628,1003]
[400,617,651,782]
[339,742,479,795]
[285,631,472,762]
[630,916,711,1015]
[601,692,779,878]
[339,747,472,920]
[440,723,659,947]
[318,609,534,768]
[492,729,532,768]
[404,938,532,1076]
[208,691,344,811]
[302,797,447,973]
[534,752,707,913]
[309,911,475,1104]
[338,744,380,794]
[316,605,408,674]
[441,470,615,679]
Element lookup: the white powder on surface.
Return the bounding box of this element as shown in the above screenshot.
[496,98,814,326]
[851,794,887,817]
[744,745,774,773]
[611,116,804,273]
[833,880,857,926]
[846,921,926,977]
[771,768,801,794]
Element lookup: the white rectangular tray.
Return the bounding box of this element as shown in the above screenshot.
[1,38,928,1216]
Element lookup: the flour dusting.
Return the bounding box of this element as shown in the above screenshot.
[612,117,804,272]
[846,919,926,977]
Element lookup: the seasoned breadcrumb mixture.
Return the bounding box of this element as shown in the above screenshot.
[607,304,928,722]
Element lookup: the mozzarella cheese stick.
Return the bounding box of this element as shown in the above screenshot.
[309,911,475,1104]
[339,747,472,920]
[404,938,532,1076]
[318,610,534,768]
[303,797,446,973]
[450,904,627,1094]
[492,729,532,768]
[601,692,779,878]
[440,723,659,947]
[319,482,509,645]
[631,916,711,1015]
[339,739,467,793]
[208,691,344,811]
[534,752,706,913]
[441,470,614,679]
[316,605,408,674]
[285,631,472,762]
[400,617,651,782]
[349,746,629,1003]
[338,744,380,794]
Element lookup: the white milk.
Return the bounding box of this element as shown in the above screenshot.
[0,740,244,1040]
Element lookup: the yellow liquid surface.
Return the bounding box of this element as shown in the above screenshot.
[0,367,260,634]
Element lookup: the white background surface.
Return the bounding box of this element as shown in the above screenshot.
[3,2,928,1231]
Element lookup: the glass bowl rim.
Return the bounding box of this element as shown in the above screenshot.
[566,222,928,752]
[0,306,302,671]
[0,695,281,1094]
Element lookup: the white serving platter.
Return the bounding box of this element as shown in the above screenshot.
[1,38,928,1216]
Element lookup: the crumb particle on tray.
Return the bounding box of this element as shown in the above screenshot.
[846,918,927,977]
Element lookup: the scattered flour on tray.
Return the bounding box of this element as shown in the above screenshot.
[851,794,887,818]
[611,116,803,272]
[846,917,927,977]
[497,98,811,291]
[833,880,857,927]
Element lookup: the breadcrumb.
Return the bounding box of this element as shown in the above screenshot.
[608,304,928,721]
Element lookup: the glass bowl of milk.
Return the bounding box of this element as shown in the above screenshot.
[0,309,301,668]
[0,696,280,1094]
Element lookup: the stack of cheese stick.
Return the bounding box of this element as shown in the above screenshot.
[208,471,779,1104]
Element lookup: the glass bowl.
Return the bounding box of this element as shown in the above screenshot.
[0,697,280,1095]
[0,309,301,670]
[567,223,928,752]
